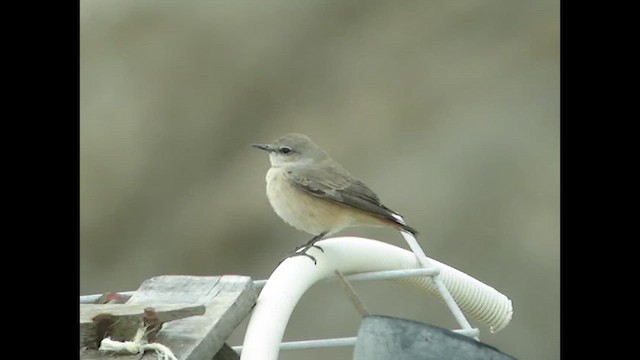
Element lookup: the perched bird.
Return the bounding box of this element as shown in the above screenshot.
[252,133,418,264]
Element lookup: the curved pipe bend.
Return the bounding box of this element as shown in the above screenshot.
[240,237,512,360]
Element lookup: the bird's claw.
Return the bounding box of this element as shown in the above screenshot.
[294,243,324,252]
[279,250,318,265]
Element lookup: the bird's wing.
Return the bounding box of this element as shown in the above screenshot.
[285,165,417,234]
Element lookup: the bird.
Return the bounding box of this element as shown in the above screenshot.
[252,133,418,264]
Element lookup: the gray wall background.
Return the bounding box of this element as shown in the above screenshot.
[80,1,559,359]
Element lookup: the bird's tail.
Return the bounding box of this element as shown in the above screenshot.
[377,205,419,236]
[396,222,418,236]
[385,211,418,236]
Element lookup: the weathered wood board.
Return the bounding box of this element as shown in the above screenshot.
[80,303,206,348]
[80,275,257,360]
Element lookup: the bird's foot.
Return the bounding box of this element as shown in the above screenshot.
[278,232,328,266]
[279,243,322,265]
[294,243,324,252]
[279,251,318,265]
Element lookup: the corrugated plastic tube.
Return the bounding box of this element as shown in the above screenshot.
[239,237,512,360]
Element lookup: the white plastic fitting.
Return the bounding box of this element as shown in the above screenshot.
[239,237,512,360]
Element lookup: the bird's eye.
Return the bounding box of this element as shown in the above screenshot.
[280,146,292,154]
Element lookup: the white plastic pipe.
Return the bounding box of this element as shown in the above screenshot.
[239,237,512,360]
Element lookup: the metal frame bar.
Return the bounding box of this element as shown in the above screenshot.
[398,229,476,337]
[79,268,441,303]
[232,327,480,354]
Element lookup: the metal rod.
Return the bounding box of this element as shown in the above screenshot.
[80,266,446,313]
[232,337,358,353]
[454,328,481,338]
[398,228,477,339]
[80,269,442,302]
[334,270,370,316]
[232,327,478,353]
[342,267,440,281]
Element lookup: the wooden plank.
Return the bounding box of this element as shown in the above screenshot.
[80,303,205,348]
[80,275,257,360]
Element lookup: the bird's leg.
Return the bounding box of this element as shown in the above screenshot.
[294,232,327,253]
[280,252,318,265]
[282,232,328,265]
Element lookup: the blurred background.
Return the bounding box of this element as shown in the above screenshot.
[80,1,559,359]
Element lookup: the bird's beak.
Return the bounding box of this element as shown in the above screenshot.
[251,143,274,152]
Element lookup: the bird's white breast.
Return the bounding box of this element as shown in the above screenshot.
[265,167,355,235]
